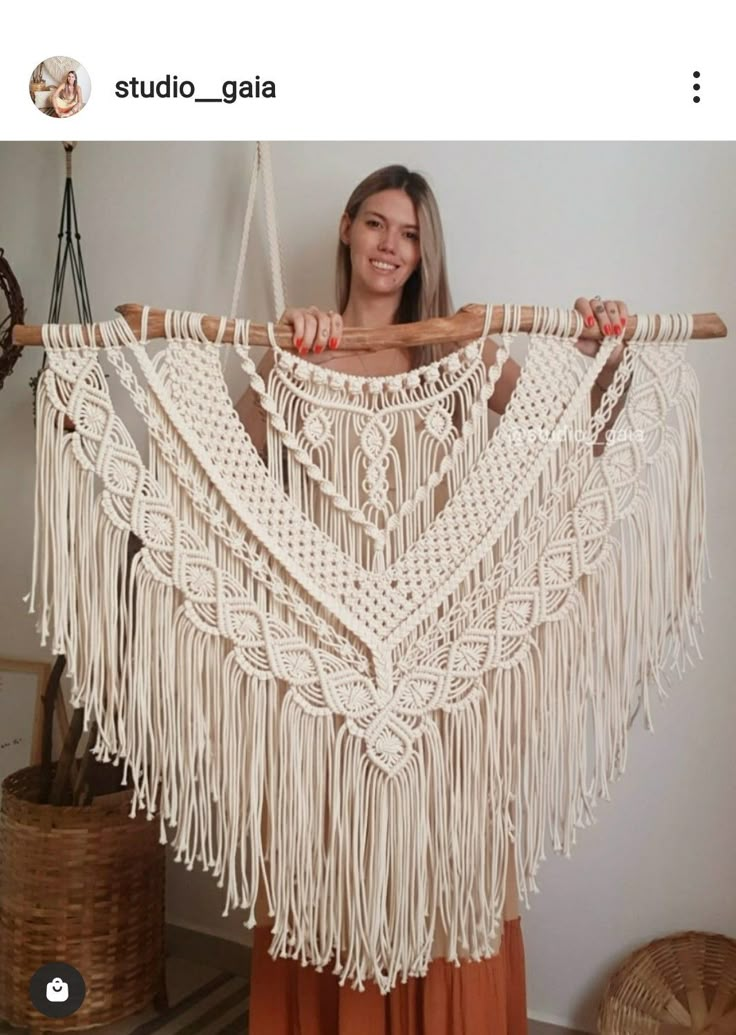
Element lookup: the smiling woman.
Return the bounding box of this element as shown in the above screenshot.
[335,165,450,346]
[240,164,531,1035]
[236,166,463,448]
[234,163,638,1035]
[236,165,626,458]
[51,70,84,117]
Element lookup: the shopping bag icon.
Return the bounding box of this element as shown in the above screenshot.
[46,977,69,1002]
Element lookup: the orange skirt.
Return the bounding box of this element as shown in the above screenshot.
[249,918,528,1035]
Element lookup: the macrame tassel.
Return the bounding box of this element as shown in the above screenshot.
[264,687,521,992]
[29,371,132,745]
[437,696,508,964]
[269,700,453,992]
[28,353,275,903]
[109,575,273,908]
[28,372,80,655]
[505,350,708,906]
[219,655,271,928]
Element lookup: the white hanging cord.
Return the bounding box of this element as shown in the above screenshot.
[140,305,150,345]
[481,303,493,339]
[226,143,287,383]
[259,143,287,320]
[229,142,287,321]
[229,147,261,321]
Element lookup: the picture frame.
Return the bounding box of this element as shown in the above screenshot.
[0,656,69,782]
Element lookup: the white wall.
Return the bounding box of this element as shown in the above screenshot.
[1,141,734,1031]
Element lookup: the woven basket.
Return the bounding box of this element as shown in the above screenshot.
[598,930,736,1034]
[0,764,167,1031]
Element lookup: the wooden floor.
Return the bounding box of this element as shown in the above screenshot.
[1,926,589,1033]
[529,1023,587,1035]
[167,925,588,1034]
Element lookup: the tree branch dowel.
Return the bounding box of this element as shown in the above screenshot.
[11,302,728,349]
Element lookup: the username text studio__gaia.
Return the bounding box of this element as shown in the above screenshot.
[114,76,276,101]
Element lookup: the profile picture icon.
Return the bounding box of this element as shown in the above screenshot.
[29,56,90,118]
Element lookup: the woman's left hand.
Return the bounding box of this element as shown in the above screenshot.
[573,297,629,387]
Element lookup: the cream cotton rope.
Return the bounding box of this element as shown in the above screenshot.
[27,304,706,994]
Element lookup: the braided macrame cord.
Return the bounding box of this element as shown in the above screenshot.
[224,142,286,385]
[26,303,706,994]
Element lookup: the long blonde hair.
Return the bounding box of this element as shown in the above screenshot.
[64,70,78,92]
[335,165,454,367]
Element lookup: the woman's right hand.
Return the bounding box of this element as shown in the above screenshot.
[280,307,343,355]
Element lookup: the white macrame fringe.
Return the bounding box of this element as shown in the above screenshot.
[26,316,706,995]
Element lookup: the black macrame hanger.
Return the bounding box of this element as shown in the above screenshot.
[30,141,94,418]
[48,142,93,325]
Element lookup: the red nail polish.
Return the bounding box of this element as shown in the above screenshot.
[329,337,339,349]
[314,344,323,354]
[585,316,595,328]
[613,324,621,335]
[295,337,303,348]
[604,324,612,335]
[298,345,308,356]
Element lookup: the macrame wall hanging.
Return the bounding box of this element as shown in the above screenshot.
[12,148,724,994]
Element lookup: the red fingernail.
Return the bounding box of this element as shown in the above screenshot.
[613,324,621,334]
[298,345,308,356]
[604,324,612,335]
[314,344,323,354]
[329,337,339,349]
[295,337,303,348]
[585,316,595,328]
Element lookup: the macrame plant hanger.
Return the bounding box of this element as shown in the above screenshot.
[30,142,93,416]
[48,143,93,325]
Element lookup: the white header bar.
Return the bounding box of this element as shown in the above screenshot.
[2,0,733,140]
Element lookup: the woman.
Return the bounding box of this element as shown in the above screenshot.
[238,165,628,1034]
[51,70,83,118]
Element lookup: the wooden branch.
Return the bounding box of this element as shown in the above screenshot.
[38,654,67,804]
[71,721,98,806]
[11,302,728,349]
[49,706,84,806]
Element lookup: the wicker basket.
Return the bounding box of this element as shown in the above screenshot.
[598,930,736,1034]
[0,764,167,1031]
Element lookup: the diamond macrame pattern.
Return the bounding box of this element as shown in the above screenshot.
[262,345,489,529]
[302,409,333,449]
[44,336,687,776]
[171,338,510,547]
[397,345,683,683]
[141,335,578,651]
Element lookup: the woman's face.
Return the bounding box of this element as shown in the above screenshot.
[341,189,421,298]
[67,72,76,85]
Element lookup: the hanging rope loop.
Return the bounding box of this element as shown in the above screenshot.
[230,142,287,321]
